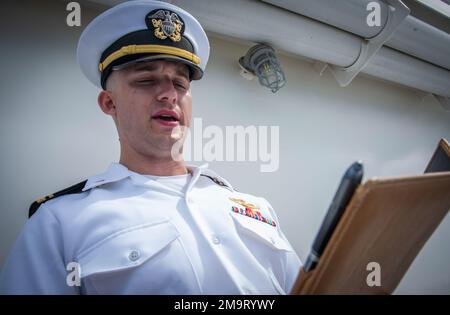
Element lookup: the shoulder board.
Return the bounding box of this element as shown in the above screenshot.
[28,180,88,218]
[200,174,230,189]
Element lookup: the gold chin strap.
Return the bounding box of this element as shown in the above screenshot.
[98,44,201,72]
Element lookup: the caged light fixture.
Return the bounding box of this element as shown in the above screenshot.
[238,44,286,93]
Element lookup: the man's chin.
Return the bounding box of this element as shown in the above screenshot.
[143,135,183,159]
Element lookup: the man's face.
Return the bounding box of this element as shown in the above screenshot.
[102,60,192,160]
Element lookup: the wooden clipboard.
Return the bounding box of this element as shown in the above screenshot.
[291,138,450,294]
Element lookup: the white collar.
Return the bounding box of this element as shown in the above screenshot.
[82,162,234,191]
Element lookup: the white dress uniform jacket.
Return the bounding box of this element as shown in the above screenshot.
[0,163,301,294]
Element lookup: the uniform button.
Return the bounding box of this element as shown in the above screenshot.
[128,250,140,261]
[270,237,276,245]
[187,197,194,204]
[212,235,221,245]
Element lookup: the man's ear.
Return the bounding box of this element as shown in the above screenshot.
[97,90,117,117]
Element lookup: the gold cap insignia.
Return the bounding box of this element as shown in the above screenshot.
[147,9,184,42]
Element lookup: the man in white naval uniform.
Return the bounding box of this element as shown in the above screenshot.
[0,0,301,294]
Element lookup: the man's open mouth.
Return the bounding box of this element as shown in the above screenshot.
[152,109,180,126]
[154,114,178,121]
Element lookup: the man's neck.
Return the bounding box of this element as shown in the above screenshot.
[119,150,188,176]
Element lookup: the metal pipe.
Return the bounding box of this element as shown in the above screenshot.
[263,0,450,70]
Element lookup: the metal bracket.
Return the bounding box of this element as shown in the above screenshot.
[325,0,410,87]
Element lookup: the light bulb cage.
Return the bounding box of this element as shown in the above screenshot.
[239,44,286,93]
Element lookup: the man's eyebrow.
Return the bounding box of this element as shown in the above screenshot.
[128,62,190,80]
[130,63,159,72]
[175,67,190,80]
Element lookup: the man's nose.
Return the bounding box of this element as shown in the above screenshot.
[156,80,178,105]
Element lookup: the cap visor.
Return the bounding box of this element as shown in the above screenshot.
[111,54,203,80]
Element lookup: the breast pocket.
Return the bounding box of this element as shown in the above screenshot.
[229,212,294,294]
[77,218,200,294]
[229,212,292,252]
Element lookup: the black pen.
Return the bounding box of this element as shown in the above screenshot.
[303,161,364,272]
